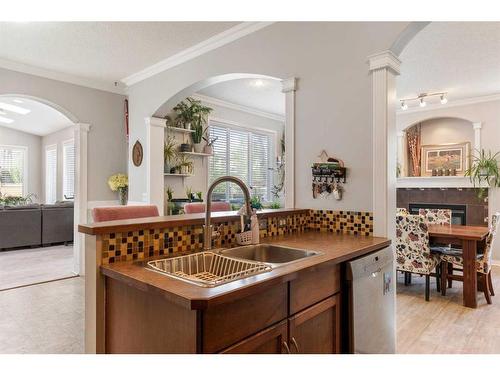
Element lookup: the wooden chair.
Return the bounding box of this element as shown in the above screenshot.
[396,214,440,301]
[440,213,500,304]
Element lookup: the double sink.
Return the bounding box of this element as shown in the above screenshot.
[147,244,322,287]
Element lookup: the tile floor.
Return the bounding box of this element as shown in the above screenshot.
[397,265,500,354]
[0,277,84,354]
[0,245,75,290]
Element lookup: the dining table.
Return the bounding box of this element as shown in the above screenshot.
[428,224,490,309]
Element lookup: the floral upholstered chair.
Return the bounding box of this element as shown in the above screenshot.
[397,207,408,216]
[418,208,451,226]
[440,212,500,304]
[396,214,440,301]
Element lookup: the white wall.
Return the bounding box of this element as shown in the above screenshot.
[127,22,410,212]
[0,125,42,201]
[419,117,474,146]
[162,100,284,204]
[42,126,74,202]
[397,98,500,260]
[0,67,127,201]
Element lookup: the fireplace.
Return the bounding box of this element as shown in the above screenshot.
[397,188,488,226]
[409,203,467,225]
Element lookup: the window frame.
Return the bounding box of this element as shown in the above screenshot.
[45,143,57,204]
[0,144,28,197]
[62,138,75,200]
[207,117,277,202]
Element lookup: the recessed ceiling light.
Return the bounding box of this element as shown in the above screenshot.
[251,79,265,87]
[0,116,14,124]
[0,102,31,115]
[13,99,24,104]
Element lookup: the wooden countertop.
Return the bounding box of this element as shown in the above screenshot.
[100,232,391,310]
[79,208,310,235]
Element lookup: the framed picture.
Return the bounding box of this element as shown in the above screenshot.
[420,142,470,176]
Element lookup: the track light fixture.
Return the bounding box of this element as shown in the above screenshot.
[399,92,448,110]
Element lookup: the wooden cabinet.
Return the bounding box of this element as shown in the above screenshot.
[220,320,289,354]
[288,295,340,354]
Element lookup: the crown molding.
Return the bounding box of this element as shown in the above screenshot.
[121,22,274,87]
[192,93,284,122]
[397,92,500,115]
[0,58,124,95]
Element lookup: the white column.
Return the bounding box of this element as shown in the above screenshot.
[281,77,297,208]
[473,122,482,155]
[397,131,406,177]
[74,122,91,275]
[145,117,166,215]
[368,51,401,238]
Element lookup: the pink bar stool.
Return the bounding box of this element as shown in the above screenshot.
[92,205,159,222]
[183,201,231,214]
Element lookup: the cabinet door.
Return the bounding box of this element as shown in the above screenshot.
[288,295,340,354]
[220,320,289,354]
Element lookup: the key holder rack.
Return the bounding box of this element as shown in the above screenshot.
[311,150,347,200]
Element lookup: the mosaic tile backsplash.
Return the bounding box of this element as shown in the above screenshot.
[99,210,373,265]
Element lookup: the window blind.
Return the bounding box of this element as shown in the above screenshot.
[63,140,75,200]
[45,145,57,204]
[0,146,25,197]
[208,121,274,202]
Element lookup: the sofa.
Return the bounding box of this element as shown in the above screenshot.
[0,201,74,250]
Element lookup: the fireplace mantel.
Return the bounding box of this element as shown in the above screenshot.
[397,176,488,189]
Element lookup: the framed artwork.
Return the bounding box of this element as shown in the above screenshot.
[420,142,470,176]
[132,140,143,167]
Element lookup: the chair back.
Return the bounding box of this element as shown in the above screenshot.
[397,207,408,216]
[92,205,159,222]
[482,212,500,272]
[419,208,451,225]
[183,201,231,214]
[395,214,435,274]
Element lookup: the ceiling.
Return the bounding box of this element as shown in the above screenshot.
[0,96,73,136]
[398,22,500,105]
[0,22,238,90]
[197,78,285,116]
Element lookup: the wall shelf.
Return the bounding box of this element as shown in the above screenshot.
[179,151,212,157]
[164,173,194,177]
[166,126,194,134]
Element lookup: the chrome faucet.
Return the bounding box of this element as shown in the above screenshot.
[204,176,252,251]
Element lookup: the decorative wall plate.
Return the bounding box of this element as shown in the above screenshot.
[132,140,143,167]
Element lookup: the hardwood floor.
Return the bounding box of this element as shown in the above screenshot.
[397,265,500,353]
[0,245,75,290]
[0,277,84,354]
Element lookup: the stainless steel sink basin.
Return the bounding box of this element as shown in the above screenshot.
[218,244,322,266]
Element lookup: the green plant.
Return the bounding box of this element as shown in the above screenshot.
[172,98,213,137]
[250,195,263,210]
[203,135,218,146]
[268,201,281,209]
[185,186,193,201]
[271,133,286,199]
[164,136,178,168]
[465,149,500,199]
[175,154,193,174]
[0,192,37,206]
[196,191,203,200]
[165,186,173,201]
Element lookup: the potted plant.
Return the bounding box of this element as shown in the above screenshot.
[165,186,175,215]
[196,191,203,201]
[164,136,178,173]
[185,186,194,202]
[108,173,128,205]
[465,149,500,199]
[203,135,218,155]
[176,154,193,175]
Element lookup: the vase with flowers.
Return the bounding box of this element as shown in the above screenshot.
[108,173,129,205]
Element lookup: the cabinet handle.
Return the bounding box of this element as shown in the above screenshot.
[291,337,300,353]
[282,341,291,354]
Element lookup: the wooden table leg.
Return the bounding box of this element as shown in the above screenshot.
[462,239,478,308]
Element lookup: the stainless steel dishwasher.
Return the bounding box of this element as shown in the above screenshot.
[345,246,395,354]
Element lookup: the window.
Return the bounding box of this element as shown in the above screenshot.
[0,145,26,198]
[63,139,75,200]
[208,121,274,202]
[45,145,57,204]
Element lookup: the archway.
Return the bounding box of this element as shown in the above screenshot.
[143,73,297,214]
[0,93,89,276]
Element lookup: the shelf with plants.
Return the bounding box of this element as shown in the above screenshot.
[163,173,194,177]
[166,125,194,134]
[179,151,213,157]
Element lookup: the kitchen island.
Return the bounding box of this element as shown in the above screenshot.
[79,208,389,353]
